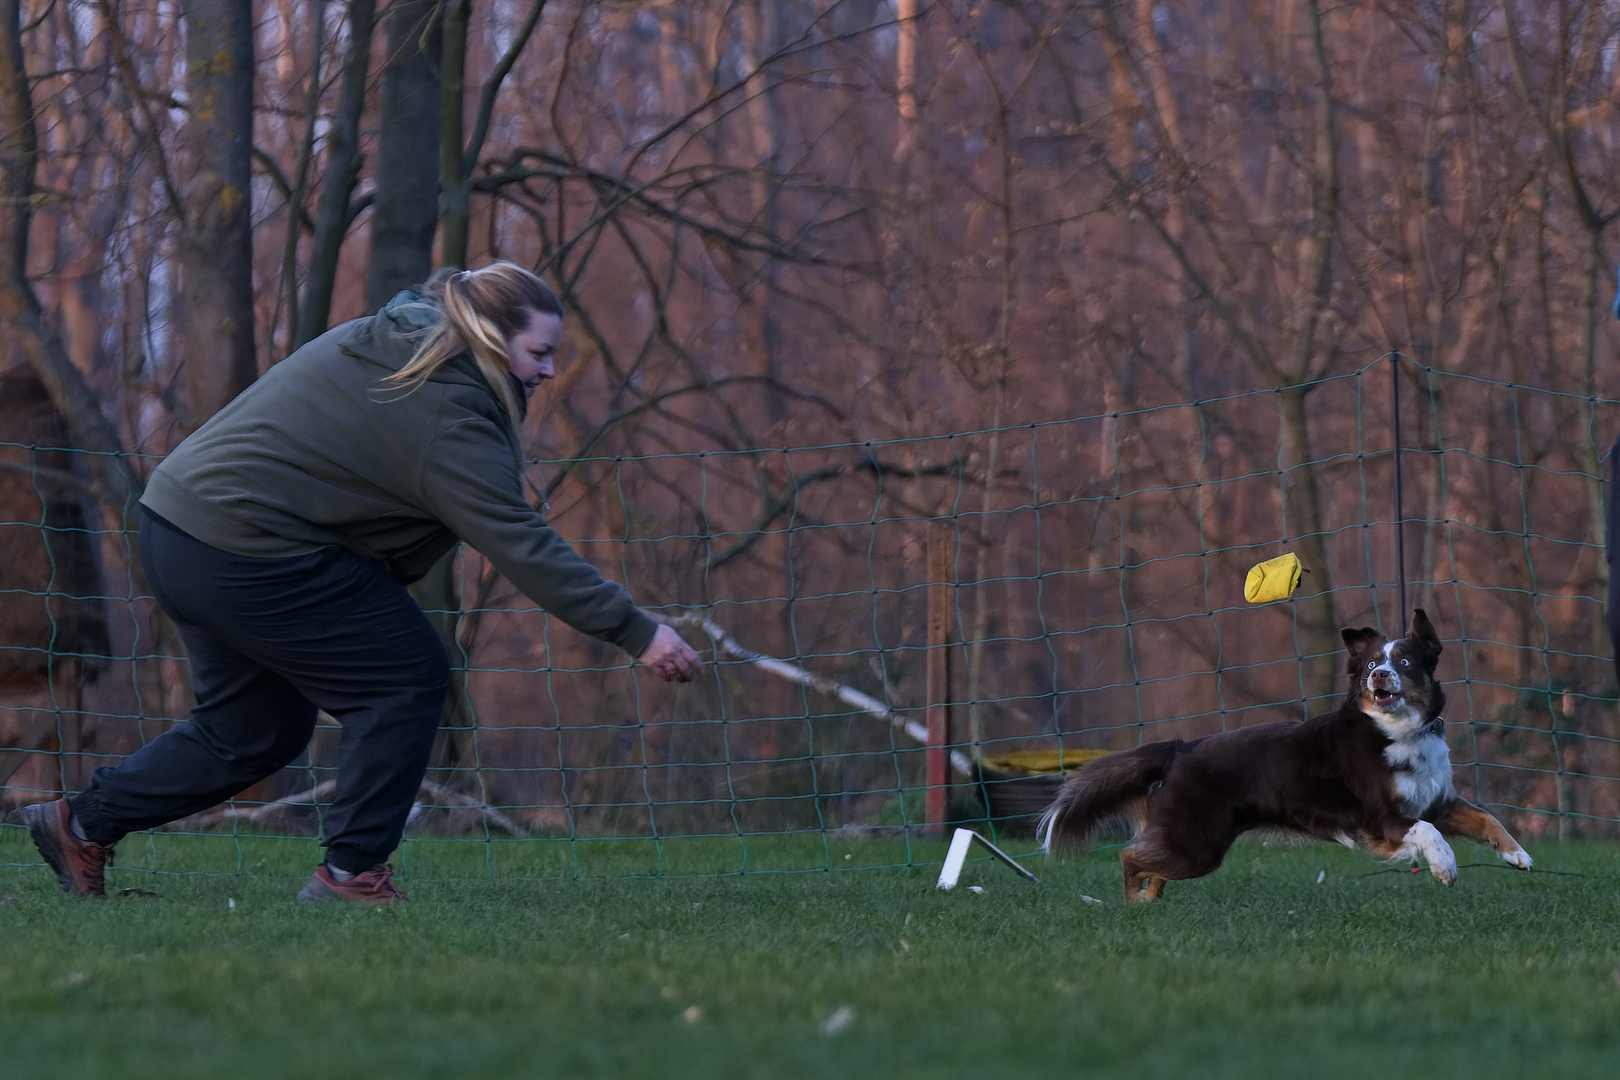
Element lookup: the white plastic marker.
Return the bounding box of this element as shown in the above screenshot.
[936,828,1040,890]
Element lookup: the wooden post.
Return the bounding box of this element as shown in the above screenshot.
[925,526,952,836]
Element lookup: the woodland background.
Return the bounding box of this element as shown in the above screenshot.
[4,0,1620,841]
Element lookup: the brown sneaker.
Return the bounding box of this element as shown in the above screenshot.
[24,798,115,897]
[295,863,407,905]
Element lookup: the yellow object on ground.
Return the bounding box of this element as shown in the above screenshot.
[1244,552,1303,604]
[977,748,1111,776]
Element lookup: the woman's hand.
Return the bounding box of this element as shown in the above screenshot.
[638,624,703,682]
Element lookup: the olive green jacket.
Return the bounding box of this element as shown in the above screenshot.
[140,291,658,658]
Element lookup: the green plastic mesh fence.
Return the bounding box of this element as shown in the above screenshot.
[2,354,1617,878]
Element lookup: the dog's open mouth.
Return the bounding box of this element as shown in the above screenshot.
[1372,688,1397,708]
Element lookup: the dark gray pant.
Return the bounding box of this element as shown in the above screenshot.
[70,510,448,873]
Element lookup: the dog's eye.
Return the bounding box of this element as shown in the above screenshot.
[1367,661,1376,669]
[1399,658,1409,667]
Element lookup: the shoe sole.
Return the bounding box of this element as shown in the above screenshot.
[23,802,91,896]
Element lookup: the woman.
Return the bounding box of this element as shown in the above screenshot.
[25,261,702,903]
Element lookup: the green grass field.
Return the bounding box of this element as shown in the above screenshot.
[1,826,1617,1079]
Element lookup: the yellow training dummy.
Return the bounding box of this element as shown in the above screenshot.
[1244,553,1303,604]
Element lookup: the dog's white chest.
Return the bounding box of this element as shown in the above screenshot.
[1385,732,1455,816]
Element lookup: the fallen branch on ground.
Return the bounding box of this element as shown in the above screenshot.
[416,778,531,837]
[176,779,339,830]
[174,778,530,837]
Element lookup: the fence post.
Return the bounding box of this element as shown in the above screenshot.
[926,526,952,836]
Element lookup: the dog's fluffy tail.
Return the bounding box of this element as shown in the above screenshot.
[1036,740,1181,855]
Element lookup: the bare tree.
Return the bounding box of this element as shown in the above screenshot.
[295,0,378,347]
[0,0,141,529]
[7,0,1620,834]
[439,0,546,268]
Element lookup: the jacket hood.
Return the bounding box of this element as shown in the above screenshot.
[335,289,442,374]
[363,290,449,373]
[381,288,443,335]
[343,289,529,421]
[333,291,498,396]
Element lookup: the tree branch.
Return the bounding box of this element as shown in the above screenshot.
[463,0,546,174]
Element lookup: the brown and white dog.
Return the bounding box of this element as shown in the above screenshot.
[1038,610,1532,901]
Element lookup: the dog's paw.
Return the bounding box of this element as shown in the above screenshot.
[1500,847,1533,871]
[1428,844,1458,887]
[1400,821,1456,886]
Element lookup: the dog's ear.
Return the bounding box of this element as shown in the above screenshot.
[1341,626,1381,671]
[1407,608,1442,661]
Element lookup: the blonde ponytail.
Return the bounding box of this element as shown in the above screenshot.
[384,261,563,428]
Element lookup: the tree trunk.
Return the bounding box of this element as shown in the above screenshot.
[437,0,471,269]
[178,0,257,426]
[361,0,469,783]
[295,0,377,348]
[893,0,918,168]
[278,0,328,354]
[364,0,442,310]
